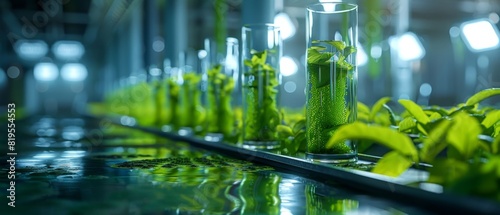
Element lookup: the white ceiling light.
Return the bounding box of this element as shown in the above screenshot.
[52,41,85,60]
[34,62,58,81]
[14,40,48,60]
[390,32,426,61]
[274,12,296,40]
[61,63,88,82]
[280,56,298,76]
[460,19,500,52]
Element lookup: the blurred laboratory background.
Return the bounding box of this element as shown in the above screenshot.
[1,0,500,116]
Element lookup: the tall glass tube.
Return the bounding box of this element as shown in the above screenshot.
[241,24,282,149]
[204,38,239,142]
[305,3,358,163]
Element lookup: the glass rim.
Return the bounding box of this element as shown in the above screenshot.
[307,2,358,14]
[242,23,281,31]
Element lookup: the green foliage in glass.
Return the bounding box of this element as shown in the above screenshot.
[306,40,356,154]
[242,50,280,142]
[167,77,181,129]
[179,72,205,131]
[206,64,235,137]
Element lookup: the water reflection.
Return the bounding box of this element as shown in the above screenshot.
[9,117,432,215]
[240,173,282,214]
[306,184,359,214]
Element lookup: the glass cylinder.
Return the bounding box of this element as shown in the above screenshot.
[204,38,239,142]
[241,24,282,149]
[305,3,358,163]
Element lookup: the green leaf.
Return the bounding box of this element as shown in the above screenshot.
[399,117,417,132]
[293,131,307,152]
[326,41,346,51]
[382,104,398,126]
[417,123,429,136]
[399,99,431,125]
[277,125,293,138]
[447,112,481,159]
[423,106,449,116]
[428,112,442,121]
[420,119,453,162]
[292,119,306,134]
[343,46,356,57]
[310,46,326,51]
[370,97,391,122]
[465,88,500,106]
[326,122,418,161]
[357,102,370,114]
[427,159,469,184]
[372,151,413,177]
[482,110,500,129]
[493,135,500,154]
[307,47,333,64]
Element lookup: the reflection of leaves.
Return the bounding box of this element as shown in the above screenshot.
[372,151,413,177]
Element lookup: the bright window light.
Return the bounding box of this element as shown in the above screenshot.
[390,32,426,61]
[61,63,88,82]
[460,19,500,52]
[52,41,85,60]
[14,40,48,60]
[280,56,298,76]
[34,62,58,81]
[274,12,296,40]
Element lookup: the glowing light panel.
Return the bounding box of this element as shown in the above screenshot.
[461,19,500,52]
[390,32,426,61]
[61,63,88,82]
[52,41,85,60]
[274,13,296,40]
[280,56,298,76]
[34,62,58,81]
[14,40,48,60]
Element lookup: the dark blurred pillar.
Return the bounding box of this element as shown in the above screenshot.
[143,0,160,79]
[242,0,275,25]
[164,0,187,67]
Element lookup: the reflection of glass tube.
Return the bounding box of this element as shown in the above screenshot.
[239,173,281,215]
[305,184,359,214]
[204,38,240,141]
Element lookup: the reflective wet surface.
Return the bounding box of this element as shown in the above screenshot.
[1,116,434,214]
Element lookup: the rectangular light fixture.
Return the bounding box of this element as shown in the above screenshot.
[460,18,500,52]
[389,32,426,61]
[14,40,48,60]
[52,40,85,60]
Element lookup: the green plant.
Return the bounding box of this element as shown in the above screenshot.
[242,50,280,142]
[327,88,500,201]
[206,64,235,137]
[180,72,205,131]
[306,40,356,154]
[167,77,181,129]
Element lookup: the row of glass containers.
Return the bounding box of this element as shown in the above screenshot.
[106,3,358,163]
